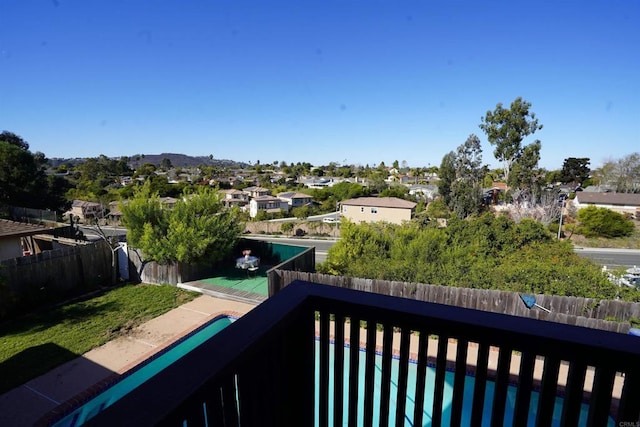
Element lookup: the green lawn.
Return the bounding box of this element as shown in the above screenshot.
[0,284,197,395]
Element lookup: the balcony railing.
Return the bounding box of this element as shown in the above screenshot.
[89,280,640,426]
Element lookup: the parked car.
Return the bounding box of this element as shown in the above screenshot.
[620,274,640,288]
[322,217,340,223]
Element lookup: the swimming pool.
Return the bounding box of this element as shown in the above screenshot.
[50,319,613,426]
[314,341,615,427]
[51,315,235,427]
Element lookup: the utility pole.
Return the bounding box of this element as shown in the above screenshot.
[557,198,565,239]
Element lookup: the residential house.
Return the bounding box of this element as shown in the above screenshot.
[341,196,417,224]
[300,177,332,189]
[277,192,314,209]
[107,201,123,225]
[242,186,271,199]
[573,192,640,218]
[70,200,103,222]
[228,176,244,187]
[249,196,289,218]
[407,184,438,200]
[0,219,52,260]
[159,197,179,209]
[219,189,249,208]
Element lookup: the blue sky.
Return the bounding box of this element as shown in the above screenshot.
[2,1,639,170]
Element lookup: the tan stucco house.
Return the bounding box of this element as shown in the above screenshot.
[70,200,103,221]
[219,189,249,208]
[341,197,417,224]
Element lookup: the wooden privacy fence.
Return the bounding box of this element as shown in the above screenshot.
[128,239,314,286]
[0,241,112,318]
[127,248,217,285]
[267,246,315,295]
[271,271,639,333]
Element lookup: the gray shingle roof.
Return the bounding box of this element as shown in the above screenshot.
[0,219,51,238]
[575,192,640,206]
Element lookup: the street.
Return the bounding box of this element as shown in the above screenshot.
[573,247,640,270]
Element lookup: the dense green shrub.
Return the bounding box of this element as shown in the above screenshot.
[576,206,634,238]
[319,213,632,300]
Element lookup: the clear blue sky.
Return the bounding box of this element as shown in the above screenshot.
[2,1,639,170]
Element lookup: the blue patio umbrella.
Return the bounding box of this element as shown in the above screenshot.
[520,294,551,313]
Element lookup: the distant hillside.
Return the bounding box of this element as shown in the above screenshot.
[127,153,247,169]
[49,153,248,169]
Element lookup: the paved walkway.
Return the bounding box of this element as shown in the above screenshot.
[0,295,256,427]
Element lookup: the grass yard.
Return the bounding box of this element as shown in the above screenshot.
[0,284,196,395]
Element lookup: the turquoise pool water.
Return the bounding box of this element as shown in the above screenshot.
[52,315,235,427]
[315,342,614,427]
[51,320,613,426]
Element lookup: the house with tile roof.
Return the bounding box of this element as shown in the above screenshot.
[219,189,249,208]
[340,197,417,224]
[70,200,103,222]
[277,192,314,208]
[249,196,289,218]
[242,186,271,199]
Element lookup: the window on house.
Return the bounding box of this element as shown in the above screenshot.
[371,207,377,214]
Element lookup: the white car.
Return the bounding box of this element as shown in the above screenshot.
[322,217,340,223]
[620,274,640,288]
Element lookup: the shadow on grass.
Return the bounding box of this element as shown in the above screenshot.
[0,300,120,337]
[0,343,81,395]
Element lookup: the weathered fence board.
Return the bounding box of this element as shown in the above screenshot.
[271,271,638,333]
[0,241,112,319]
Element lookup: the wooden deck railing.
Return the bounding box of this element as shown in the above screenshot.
[88,280,640,427]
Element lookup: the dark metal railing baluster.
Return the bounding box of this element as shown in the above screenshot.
[513,351,535,426]
[413,331,429,427]
[379,323,394,426]
[395,328,411,427]
[221,375,239,427]
[470,342,489,425]
[333,313,345,427]
[450,339,469,427]
[319,310,330,427]
[205,386,224,426]
[283,306,315,426]
[616,368,640,423]
[559,361,587,426]
[536,356,560,427]
[348,317,361,427]
[363,320,377,427]
[587,365,616,426]
[432,335,448,427]
[490,346,513,427]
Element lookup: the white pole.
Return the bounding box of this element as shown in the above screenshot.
[557,198,565,239]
